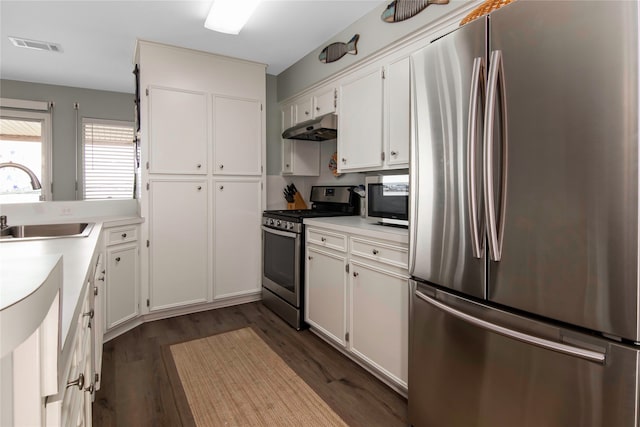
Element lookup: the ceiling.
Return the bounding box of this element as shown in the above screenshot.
[0,0,387,94]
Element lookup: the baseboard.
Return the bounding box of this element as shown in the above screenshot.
[103,292,262,342]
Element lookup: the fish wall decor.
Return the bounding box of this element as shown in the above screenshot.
[319,34,359,64]
[381,0,450,23]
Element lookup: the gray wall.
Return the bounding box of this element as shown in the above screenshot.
[0,79,134,200]
[277,0,470,101]
[266,74,282,176]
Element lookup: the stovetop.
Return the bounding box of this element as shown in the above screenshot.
[263,209,356,222]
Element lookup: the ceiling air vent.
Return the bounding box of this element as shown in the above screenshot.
[9,37,62,53]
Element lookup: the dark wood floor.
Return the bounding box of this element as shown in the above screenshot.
[93,302,408,426]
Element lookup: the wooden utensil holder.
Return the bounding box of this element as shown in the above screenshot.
[287,192,308,210]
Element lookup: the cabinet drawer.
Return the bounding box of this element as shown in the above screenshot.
[307,228,347,252]
[106,226,137,246]
[351,237,408,268]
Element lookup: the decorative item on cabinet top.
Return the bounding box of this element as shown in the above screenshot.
[329,152,341,177]
[319,34,360,64]
[460,0,516,25]
[381,0,450,23]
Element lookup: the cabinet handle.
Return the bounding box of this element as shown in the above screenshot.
[342,158,346,163]
[391,151,398,156]
[197,186,202,191]
[219,186,224,190]
[83,309,95,319]
[67,373,85,390]
[353,272,359,277]
[121,233,127,238]
[372,249,379,255]
[115,257,121,262]
[219,164,224,170]
[321,237,326,242]
[305,111,310,116]
[285,164,290,168]
[316,106,320,111]
[85,383,95,394]
[94,286,99,296]
[197,163,202,169]
[308,256,313,260]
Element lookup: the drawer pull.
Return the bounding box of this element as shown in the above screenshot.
[67,373,85,390]
[353,271,359,277]
[83,309,95,319]
[321,237,326,242]
[372,249,379,255]
[115,257,121,263]
[121,233,127,238]
[85,383,95,394]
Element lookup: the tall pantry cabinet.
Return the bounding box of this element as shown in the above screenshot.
[136,41,266,313]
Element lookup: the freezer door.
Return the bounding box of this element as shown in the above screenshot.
[486,0,640,341]
[409,281,639,427]
[409,17,486,298]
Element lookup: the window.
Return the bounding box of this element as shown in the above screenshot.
[0,104,52,203]
[83,118,136,200]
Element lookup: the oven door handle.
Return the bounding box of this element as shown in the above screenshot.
[262,225,298,239]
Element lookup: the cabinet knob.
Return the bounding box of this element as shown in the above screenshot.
[197,163,202,169]
[390,151,398,156]
[121,233,127,238]
[219,164,224,170]
[321,237,326,242]
[342,158,346,163]
[353,271,359,277]
[85,383,95,394]
[285,164,290,168]
[197,186,202,191]
[83,309,95,319]
[67,373,85,390]
[219,186,224,190]
[372,249,379,255]
[305,111,310,116]
[316,106,320,111]
[308,256,313,260]
[115,257,121,262]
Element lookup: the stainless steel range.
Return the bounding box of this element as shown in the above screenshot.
[262,186,359,329]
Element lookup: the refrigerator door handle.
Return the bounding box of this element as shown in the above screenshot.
[415,289,606,364]
[483,50,508,262]
[408,58,418,275]
[467,56,485,259]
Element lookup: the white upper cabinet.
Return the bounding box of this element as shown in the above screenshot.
[313,86,337,118]
[338,66,385,172]
[294,97,313,123]
[148,86,208,174]
[385,56,410,168]
[282,102,295,131]
[212,96,262,176]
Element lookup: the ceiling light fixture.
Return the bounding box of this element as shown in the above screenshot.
[204,0,262,35]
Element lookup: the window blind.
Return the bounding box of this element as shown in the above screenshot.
[83,120,135,199]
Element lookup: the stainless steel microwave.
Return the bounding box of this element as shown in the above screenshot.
[366,174,409,227]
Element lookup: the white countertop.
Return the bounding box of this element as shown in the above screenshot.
[304,216,409,244]
[0,215,143,354]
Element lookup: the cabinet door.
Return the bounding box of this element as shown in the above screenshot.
[149,180,209,310]
[106,243,139,329]
[294,97,313,124]
[350,261,409,386]
[282,140,320,176]
[386,57,410,167]
[338,67,384,171]
[213,96,262,176]
[313,87,336,118]
[282,139,294,174]
[212,178,262,298]
[148,86,208,174]
[282,103,295,132]
[305,246,348,346]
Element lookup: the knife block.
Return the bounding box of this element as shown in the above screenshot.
[287,192,308,210]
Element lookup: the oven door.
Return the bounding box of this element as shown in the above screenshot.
[262,225,301,307]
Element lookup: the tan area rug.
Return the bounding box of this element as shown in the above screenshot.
[168,327,348,426]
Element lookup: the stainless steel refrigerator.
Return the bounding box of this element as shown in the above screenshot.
[408,1,640,426]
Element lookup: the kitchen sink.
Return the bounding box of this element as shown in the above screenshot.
[0,222,94,241]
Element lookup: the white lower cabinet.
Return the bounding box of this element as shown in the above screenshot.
[305,245,348,346]
[212,178,262,299]
[149,179,209,310]
[305,225,409,391]
[104,225,139,330]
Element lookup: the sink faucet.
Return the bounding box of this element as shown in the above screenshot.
[0,162,42,190]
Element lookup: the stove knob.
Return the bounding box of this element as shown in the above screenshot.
[288,222,294,230]
[276,220,281,227]
[269,219,274,226]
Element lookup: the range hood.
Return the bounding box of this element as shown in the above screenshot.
[282,113,337,141]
